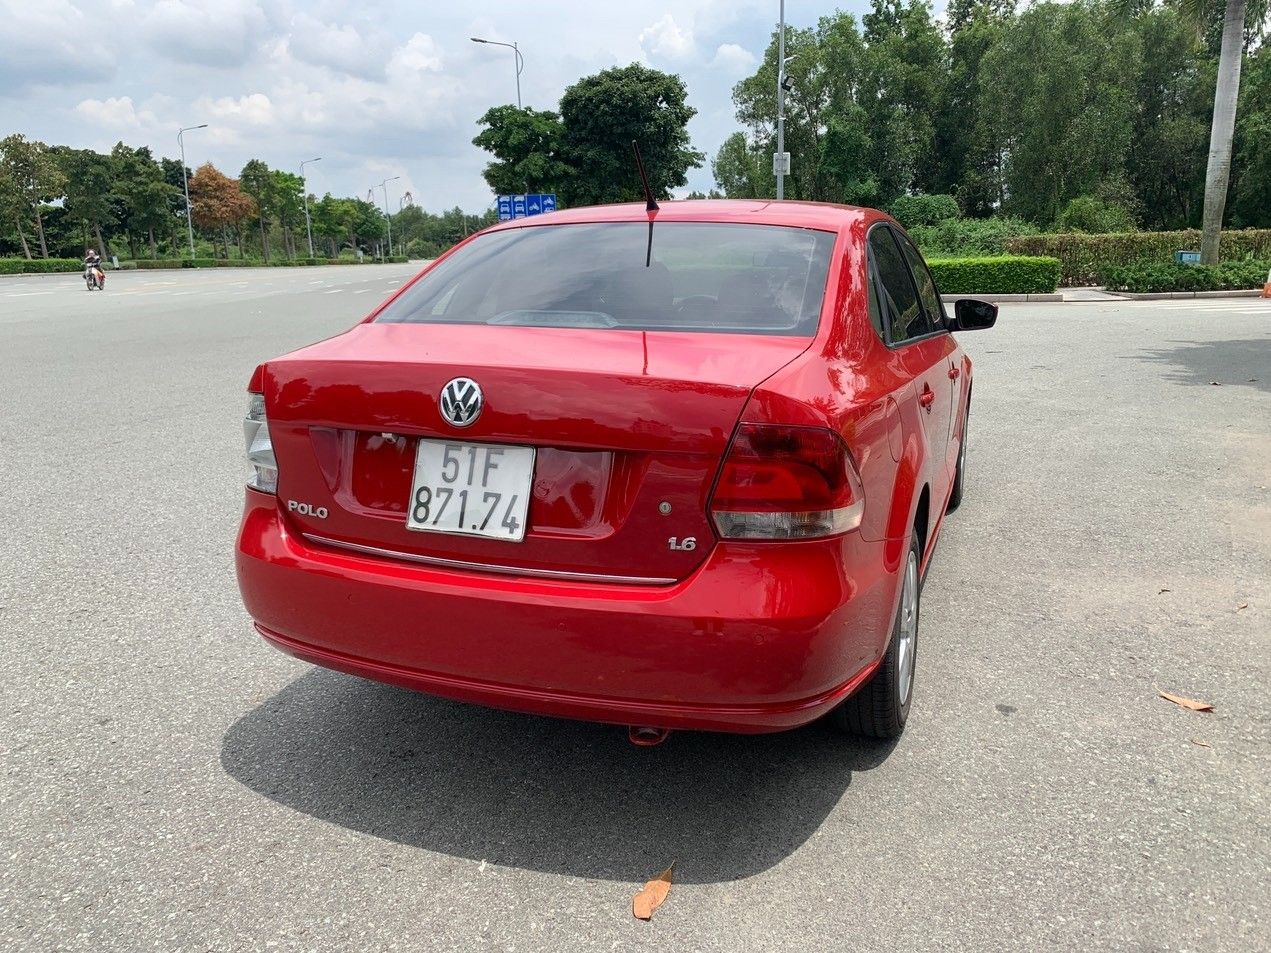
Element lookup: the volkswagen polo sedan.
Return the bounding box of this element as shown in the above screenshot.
[235,200,997,739]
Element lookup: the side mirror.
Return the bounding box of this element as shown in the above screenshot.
[954,298,998,331]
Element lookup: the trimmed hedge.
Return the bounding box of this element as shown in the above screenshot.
[1102,260,1270,294]
[927,255,1062,295]
[1005,229,1271,286]
[0,257,85,274]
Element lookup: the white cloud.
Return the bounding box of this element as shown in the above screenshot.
[287,14,390,80]
[710,43,757,74]
[0,0,115,89]
[143,0,270,68]
[74,96,156,128]
[198,93,275,126]
[639,14,697,60]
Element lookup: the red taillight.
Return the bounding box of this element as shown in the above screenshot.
[711,424,865,540]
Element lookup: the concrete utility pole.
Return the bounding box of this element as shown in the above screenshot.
[378,177,400,257]
[471,37,524,109]
[177,124,207,258]
[300,157,321,258]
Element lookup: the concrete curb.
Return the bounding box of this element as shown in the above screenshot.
[940,293,1063,303]
[1103,289,1265,300]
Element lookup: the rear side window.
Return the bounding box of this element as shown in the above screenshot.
[376,222,836,336]
[869,226,935,343]
[897,232,945,327]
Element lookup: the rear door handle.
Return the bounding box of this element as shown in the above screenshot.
[919,388,935,409]
[949,365,960,380]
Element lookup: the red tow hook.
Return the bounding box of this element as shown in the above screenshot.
[628,726,672,747]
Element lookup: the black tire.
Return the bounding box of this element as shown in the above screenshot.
[832,533,920,739]
[946,403,968,512]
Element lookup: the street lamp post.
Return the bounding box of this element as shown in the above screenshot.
[776,0,786,200]
[299,157,321,258]
[177,123,207,258]
[377,176,401,257]
[470,37,524,109]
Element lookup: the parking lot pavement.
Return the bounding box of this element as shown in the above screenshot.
[1,275,1267,952]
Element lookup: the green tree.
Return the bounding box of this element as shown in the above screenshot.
[858,0,948,204]
[1123,6,1212,228]
[1231,43,1271,225]
[239,159,276,262]
[111,144,174,259]
[711,132,768,198]
[732,22,840,200]
[269,170,305,259]
[558,63,704,206]
[55,147,116,256]
[980,1,1141,224]
[0,134,66,258]
[933,1,1013,215]
[472,106,574,196]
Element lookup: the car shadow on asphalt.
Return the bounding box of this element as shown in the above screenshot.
[220,669,895,883]
[1135,337,1271,394]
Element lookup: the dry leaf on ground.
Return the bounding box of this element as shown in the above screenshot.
[633,864,675,920]
[1159,691,1215,713]
[1191,739,1212,748]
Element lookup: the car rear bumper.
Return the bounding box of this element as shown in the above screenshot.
[236,492,900,733]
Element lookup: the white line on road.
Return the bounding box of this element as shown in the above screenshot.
[322,289,344,294]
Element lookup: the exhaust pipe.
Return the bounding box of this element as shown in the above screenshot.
[628,726,671,747]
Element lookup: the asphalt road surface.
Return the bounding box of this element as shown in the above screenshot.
[2,266,1268,951]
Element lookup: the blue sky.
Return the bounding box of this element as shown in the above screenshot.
[0,0,883,212]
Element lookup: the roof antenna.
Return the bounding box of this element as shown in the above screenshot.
[632,140,659,212]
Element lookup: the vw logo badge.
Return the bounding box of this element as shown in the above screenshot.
[439,377,483,428]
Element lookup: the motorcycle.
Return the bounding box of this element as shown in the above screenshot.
[84,261,105,291]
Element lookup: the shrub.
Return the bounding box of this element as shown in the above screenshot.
[0,257,85,274]
[927,255,1062,295]
[911,216,1039,257]
[1057,195,1137,234]
[1005,229,1271,286]
[1102,259,1270,294]
[890,193,961,229]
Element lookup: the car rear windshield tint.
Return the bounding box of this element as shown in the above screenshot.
[375,222,836,336]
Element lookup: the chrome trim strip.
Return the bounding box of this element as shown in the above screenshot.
[301,533,678,586]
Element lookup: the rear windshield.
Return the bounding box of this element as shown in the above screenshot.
[375,222,836,336]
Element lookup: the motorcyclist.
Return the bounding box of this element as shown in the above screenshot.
[83,248,104,288]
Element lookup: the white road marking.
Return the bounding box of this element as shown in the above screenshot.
[322,289,344,294]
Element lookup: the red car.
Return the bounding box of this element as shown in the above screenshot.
[236,200,996,741]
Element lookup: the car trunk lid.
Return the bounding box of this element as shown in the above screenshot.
[262,322,810,582]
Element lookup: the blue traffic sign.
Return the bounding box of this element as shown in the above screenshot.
[497,193,560,219]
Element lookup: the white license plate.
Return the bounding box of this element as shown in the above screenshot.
[406,439,535,542]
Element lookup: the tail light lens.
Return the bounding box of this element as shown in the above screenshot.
[244,392,278,493]
[710,424,864,540]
